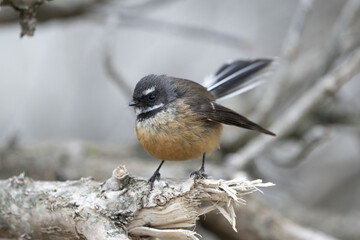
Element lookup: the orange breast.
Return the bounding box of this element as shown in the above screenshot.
[135,100,222,161]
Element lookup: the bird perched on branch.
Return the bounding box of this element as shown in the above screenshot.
[129,59,276,188]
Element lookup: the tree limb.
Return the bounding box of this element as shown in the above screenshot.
[0,0,51,37]
[224,0,360,153]
[229,46,360,168]
[281,0,314,60]
[0,166,274,239]
[201,195,339,240]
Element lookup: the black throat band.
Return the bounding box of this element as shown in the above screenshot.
[137,107,165,121]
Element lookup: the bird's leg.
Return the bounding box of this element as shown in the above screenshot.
[190,153,208,180]
[148,160,165,189]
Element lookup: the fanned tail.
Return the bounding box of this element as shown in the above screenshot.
[204,58,274,100]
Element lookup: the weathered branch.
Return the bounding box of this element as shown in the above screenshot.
[271,191,360,240]
[201,195,338,240]
[272,125,331,167]
[324,0,360,71]
[0,166,274,239]
[1,0,250,48]
[224,0,360,153]
[281,0,314,60]
[0,0,51,37]
[229,46,360,168]
[255,0,314,121]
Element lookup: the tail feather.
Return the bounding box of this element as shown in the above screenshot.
[205,58,273,100]
[210,103,276,136]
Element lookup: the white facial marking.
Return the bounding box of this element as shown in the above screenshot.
[142,86,155,96]
[135,103,164,116]
[210,102,215,110]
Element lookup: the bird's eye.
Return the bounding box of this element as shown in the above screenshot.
[148,94,156,101]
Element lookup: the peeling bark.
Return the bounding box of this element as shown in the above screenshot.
[0,166,273,240]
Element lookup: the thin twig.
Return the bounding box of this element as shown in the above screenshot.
[103,19,133,100]
[258,0,315,115]
[282,0,315,60]
[223,0,314,151]
[103,49,133,100]
[114,10,251,50]
[228,47,360,168]
[114,0,177,11]
[272,126,331,167]
[225,0,360,153]
[324,0,360,71]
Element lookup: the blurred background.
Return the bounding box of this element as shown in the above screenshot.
[1,0,360,239]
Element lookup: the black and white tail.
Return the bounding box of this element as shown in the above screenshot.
[204,58,274,100]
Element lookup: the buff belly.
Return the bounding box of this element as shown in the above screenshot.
[135,102,222,161]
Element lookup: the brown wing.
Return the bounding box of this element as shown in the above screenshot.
[205,103,275,136]
[168,77,275,136]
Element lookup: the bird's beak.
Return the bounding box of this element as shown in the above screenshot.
[129,100,139,106]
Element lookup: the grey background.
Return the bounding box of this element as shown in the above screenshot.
[0,0,348,144]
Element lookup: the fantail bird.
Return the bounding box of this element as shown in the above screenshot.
[129,58,276,188]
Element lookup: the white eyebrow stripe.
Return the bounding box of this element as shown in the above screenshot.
[143,86,155,96]
[135,103,164,116]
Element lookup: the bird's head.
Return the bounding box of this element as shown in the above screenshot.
[129,74,176,120]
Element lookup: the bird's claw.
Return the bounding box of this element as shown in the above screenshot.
[148,172,161,189]
[190,169,207,180]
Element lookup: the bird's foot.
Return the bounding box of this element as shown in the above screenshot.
[148,172,161,189]
[190,169,208,180]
